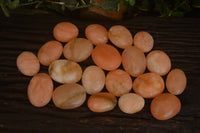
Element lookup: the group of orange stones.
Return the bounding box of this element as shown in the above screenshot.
[17,22,187,120]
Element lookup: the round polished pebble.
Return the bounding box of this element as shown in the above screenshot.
[63,38,93,62]
[49,59,82,84]
[105,69,132,97]
[27,73,53,107]
[82,65,105,95]
[87,92,117,113]
[92,44,122,71]
[147,50,171,76]
[52,83,86,109]
[38,40,63,66]
[118,93,145,114]
[17,51,40,76]
[108,25,133,49]
[166,68,187,95]
[85,24,108,45]
[150,93,181,120]
[53,22,79,42]
[133,31,154,53]
[122,46,146,77]
[133,72,165,98]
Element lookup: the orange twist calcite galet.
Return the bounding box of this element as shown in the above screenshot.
[85,24,108,45]
[38,40,63,66]
[63,38,93,62]
[87,92,117,113]
[52,83,86,110]
[150,93,181,120]
[166,68,187,95]
[27,73,53,107]
[122,46,146,77]
[92,44,122,71]
[48,59,82,84]
[146,50,171,76]
[108,25,133,49]
[133,72,165,98]
[53,22,79,42]
[133,31,154,53]
[17,51,40,76]
[82,65,105,95]
[105,69,132,97]
[118,93,145,114]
